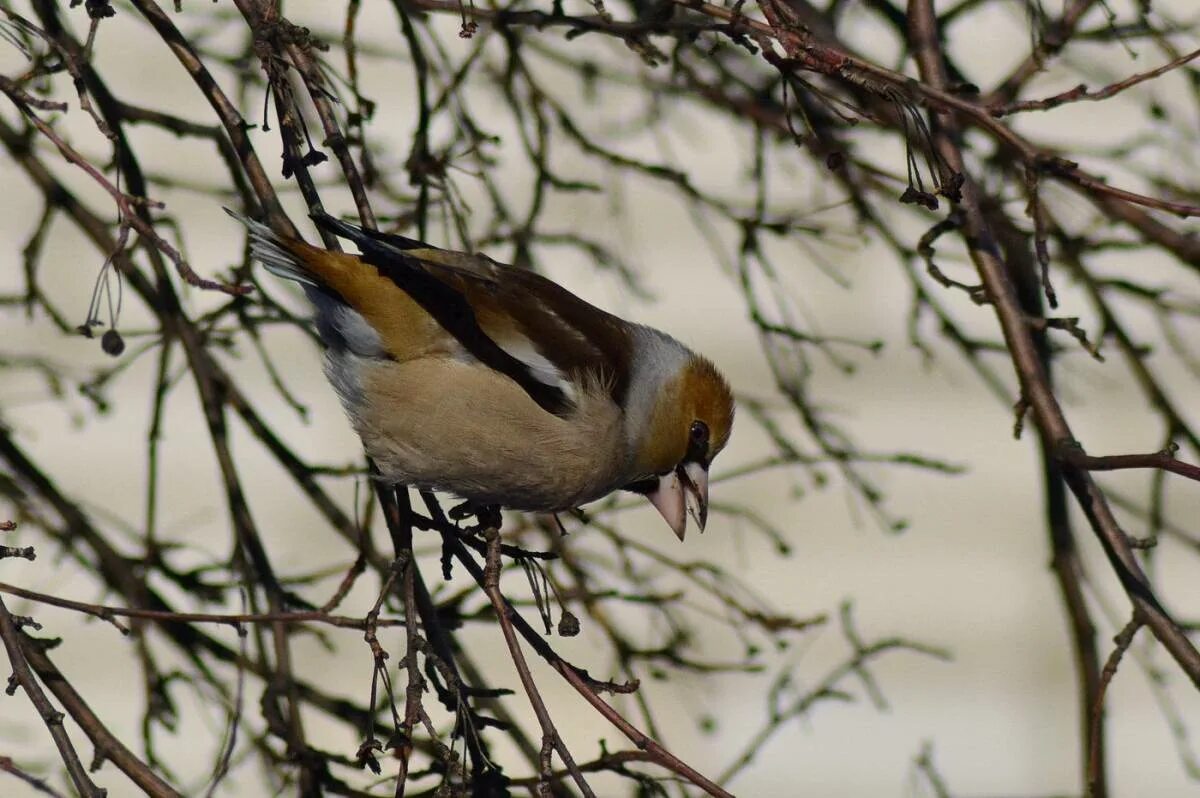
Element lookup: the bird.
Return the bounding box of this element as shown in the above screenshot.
[228,209,734,540]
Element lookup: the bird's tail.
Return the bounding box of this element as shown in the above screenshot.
[224,208,321,289]
[310,210,430,255]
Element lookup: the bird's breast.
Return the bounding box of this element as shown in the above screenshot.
[342,356,628,511]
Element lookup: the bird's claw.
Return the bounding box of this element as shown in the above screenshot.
[449,500,502,530]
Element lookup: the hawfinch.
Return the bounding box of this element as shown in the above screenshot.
[229,210,734,540]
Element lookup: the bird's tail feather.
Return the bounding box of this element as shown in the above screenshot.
[310,210,429,253]
[224,208,320,288]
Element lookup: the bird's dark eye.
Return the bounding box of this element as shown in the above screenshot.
[689,421,709,446]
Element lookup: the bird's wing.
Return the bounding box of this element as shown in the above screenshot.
[311,213,634,417]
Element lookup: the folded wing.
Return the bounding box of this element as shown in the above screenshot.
[310,212,634,417]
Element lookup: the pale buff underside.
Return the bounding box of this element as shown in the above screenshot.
[352,358,627,511]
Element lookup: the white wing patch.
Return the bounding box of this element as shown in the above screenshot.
[494,330,577,403]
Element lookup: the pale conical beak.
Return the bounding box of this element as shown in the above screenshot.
[645,464,710,541]
[646,470,687,541]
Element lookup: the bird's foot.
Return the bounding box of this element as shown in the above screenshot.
[449,500,502,530]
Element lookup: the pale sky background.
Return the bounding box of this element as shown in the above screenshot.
[1,1,1199,796]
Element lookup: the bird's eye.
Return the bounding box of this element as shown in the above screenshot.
[689,421,709,446]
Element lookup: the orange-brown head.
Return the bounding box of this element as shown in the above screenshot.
[625,349,735,539]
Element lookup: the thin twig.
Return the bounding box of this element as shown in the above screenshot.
[0,597,105,798]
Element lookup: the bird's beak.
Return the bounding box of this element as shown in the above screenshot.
[680,461,709,533]
[646,470,687,541]
[645,464,709,541]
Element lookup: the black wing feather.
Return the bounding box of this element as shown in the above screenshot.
[311,212,573,416]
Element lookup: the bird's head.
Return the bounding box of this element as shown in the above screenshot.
[625,354,734,540]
